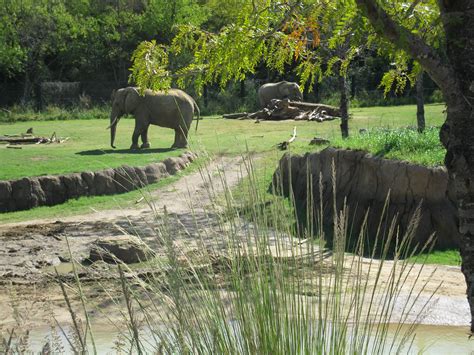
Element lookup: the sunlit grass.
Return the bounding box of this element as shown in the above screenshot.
[331,126,445,166]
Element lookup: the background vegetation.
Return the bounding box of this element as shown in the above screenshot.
[0,0,442,114]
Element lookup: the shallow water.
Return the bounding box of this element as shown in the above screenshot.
[24,323,473,354]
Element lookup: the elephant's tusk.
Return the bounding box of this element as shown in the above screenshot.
[107,117,118,129]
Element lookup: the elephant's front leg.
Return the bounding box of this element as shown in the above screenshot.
[140,126,150,149]
[131,121,147,150]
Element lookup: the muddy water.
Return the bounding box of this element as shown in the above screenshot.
[24,323,473,354]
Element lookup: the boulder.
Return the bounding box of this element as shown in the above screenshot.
[38,175,66,205]
[144,163,168,184]
[11,177,46,210]
[81,171,96,196]
[94,168,116,195]
[134,167,148,187]
[163,157,181,174]
[61,173,88,199]
[88,235,154,264]
[114,165,140,192]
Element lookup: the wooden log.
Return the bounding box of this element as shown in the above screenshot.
[287,101,341,117]
[223,112,248,119]
[0,137,45,144]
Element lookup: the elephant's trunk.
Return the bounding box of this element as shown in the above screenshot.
[109,115,119,149]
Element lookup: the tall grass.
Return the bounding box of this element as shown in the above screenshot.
[1,153,437,353]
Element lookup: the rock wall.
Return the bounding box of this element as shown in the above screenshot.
[0,152,197,213]
[273,147,459,249]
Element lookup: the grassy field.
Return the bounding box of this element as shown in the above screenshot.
[0,103,446,180]
[1,103,458,266]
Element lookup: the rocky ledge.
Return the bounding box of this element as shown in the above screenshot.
[0,151,197,213]
[273,147,459,249]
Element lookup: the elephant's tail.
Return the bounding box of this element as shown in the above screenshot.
[193,100,200,132]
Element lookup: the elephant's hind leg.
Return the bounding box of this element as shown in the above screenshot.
[171,127,188,149]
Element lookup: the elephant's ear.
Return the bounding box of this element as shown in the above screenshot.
[124,87,139,113]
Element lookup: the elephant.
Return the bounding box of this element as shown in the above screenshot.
[258,81,303,108]
[108,87,200,149]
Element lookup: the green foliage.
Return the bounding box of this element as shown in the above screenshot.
[129,41,172,93]
[0,0,210,90]
[129,1,367,95]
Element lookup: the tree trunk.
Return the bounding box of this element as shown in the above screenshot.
[350,75,356,99]
[339,74,349,138]
[354,0,474,332]
[439,1,474,333]
[416,71,425,133]
[240,80,245,98]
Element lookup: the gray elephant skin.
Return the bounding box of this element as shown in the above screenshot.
[258,81,303,108]
[109,87,200,149]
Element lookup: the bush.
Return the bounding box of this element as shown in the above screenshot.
[0,105,110,123]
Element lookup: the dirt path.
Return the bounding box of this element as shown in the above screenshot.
[0,155,470,331]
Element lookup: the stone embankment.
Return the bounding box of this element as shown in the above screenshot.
[0,151,197,213]
[273,147,459,249]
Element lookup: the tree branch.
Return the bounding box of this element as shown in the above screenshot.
[355,0,461,101]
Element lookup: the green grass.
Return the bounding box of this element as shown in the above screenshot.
[409,249,461,266]
[0,104,446,180]
[331,126,445,166]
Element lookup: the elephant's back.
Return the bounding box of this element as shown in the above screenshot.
[146,89,192,103]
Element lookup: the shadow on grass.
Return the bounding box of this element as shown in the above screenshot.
[76,147,176,156]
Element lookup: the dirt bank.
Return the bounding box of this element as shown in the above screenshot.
[0,154,470,332]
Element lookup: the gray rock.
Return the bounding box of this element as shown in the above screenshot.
[309,137,330,145]
[88,235,154,264]
[38,175,66,205]
[134,167,148,187]
[81,171,96,195]
[114,165,140,192]
[11,177,46,210]
[163,157,181,174]
[61,173,88,199]
[94,168,116,195]
[144,163,168,184]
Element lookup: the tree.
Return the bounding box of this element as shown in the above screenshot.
[354,0,474,332]
[130,1,368,138]
[130,0,474,331]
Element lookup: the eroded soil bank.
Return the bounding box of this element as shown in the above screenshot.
[274,147,459,249]
[0,153,471,350]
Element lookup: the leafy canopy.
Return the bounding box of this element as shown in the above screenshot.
[129,0,442,99]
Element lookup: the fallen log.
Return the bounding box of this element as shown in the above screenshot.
[223,112,248,119]
[223,99,342,122]
[287,101,341,117]
[0,136,47,144]
[0,131,69,145]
